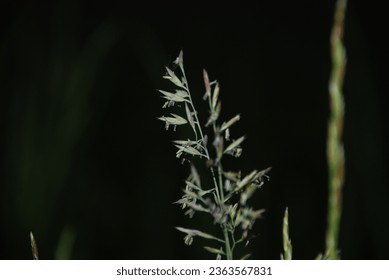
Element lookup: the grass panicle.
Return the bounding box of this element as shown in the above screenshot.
[158,51,270,260]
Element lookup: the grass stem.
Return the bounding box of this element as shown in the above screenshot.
[325,0,347,260]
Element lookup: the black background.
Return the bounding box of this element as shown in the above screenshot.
[0,0,388,259]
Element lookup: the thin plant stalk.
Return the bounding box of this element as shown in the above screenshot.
[326,0,347,260]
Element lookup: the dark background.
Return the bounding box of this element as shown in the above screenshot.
[0,1,388,259]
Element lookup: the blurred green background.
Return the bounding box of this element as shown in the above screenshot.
[1,1,388,259]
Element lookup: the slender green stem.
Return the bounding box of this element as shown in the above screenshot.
[217,162,233,259]
[223,230,233,260]
[217,159,225,202]
[213,122,226,202]
[326,0,347,260]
